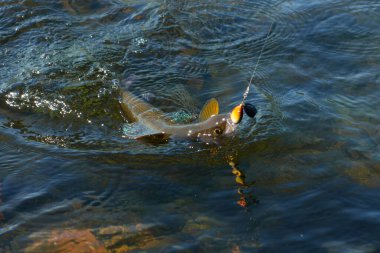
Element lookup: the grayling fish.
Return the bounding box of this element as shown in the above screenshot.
[120,88,236,143]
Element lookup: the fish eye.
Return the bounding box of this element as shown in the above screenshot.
[213,127,223,135]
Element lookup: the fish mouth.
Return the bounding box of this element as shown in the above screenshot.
[224,116,238,135]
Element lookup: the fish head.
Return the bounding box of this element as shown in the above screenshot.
[194,114,237,139]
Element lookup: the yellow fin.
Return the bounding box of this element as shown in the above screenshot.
[199,98,219,121]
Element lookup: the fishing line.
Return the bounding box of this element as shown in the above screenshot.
[241,21,274,104]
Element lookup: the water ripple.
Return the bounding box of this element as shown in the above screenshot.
[297,0,380,56]
[1,1,380,250]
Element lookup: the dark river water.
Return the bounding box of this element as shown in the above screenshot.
[1,0,380,252]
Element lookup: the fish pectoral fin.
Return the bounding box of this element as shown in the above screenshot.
[199,98,219,121]
[136,132,170,145]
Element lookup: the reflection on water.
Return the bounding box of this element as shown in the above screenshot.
[228,156,258,209]
[1,0,380,252]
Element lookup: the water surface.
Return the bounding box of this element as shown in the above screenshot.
[1,0,380,252]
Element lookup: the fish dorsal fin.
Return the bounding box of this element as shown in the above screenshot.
[199,98,219,121]
[136,132,170,145]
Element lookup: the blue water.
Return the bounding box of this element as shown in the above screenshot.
[1,0,380,252]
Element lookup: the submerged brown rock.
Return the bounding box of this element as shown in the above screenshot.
[25,229,107,253]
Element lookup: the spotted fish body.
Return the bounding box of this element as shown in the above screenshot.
[120,90,236,140]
